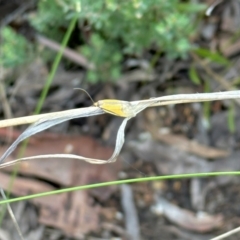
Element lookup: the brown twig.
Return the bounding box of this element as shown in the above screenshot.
[36,35,94,69]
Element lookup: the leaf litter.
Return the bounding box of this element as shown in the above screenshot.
[3,1,240,238]
[0,131,122,238]
[0,91,240,238]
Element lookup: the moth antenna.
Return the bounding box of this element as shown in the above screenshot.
[74,88,95,104]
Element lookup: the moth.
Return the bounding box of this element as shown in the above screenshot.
[75,88,136,118]
[94,99,135,118]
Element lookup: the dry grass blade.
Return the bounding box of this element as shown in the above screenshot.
[132,90,240,107]
[0,107,103,164]
[0,106,103,128]
[0,117,131,167]
[210,226,240,240]
[0,189,24,240]
[0,90,239,169]
[0,99,156,166]
[0,90,239,128]
[36,35,94,69]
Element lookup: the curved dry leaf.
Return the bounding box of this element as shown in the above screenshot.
[0,90,240,128]
[0,98,156,167]
[0,117,131,167]
[153,197,223,232]
[0,107,103,164]
[132,90,240,107]
[0,90,240,168]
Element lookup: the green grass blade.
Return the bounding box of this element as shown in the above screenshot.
[1,171,240,205]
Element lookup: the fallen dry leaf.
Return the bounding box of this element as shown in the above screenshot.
[148,126,229,159]
[0,171,99,239]
[0,171,54,196]
[37,188,99,238]
[0,132,122,238]
[128,139,212,174]
[129,138,240,176]
[152,197,223,232]
[1,133,120,188]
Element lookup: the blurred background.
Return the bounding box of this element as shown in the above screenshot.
[1,0,240,239]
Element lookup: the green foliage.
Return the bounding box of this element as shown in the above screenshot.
[30,0,68,41]
[31,0,206,82]
[81,34,122,82]
[203,80,211,127]
[194,48,230,66]
[189,65,201,85]
[0,27,32,68]
[228,103,235,133]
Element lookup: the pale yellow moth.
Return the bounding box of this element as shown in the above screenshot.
[75,88,135,118]
[93,99,135,117]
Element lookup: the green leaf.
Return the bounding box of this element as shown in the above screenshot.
[0,27,32,68]
[189,65,201,85]
[87,71,98,83]
[177,3,207,12]
[228,103,235,133]
[194,48,230,66]
[203,80,211,125]
[30,0,206,82]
